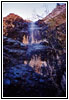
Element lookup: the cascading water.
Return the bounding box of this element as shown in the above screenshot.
[22,22,49,74]
[28,22,48,44]
[29,22,40,44]
[24,22,48,73]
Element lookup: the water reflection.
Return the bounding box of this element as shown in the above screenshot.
[22,35,28,44]
[24,55,47,74]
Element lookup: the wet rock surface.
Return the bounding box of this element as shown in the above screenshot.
[4,64,59,97]
[3,36,28,68]
[3,35,66,97]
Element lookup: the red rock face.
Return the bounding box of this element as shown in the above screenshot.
[3,13,29,23]
[41,4,66,29]
[3,13,23,35]
[36,4,66,47]
[3,13,31,43]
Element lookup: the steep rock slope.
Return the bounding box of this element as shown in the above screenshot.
[3,13,31,43]
[36,4,66,49]
[42,4,66,29]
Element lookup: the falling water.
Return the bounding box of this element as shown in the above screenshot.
[29,22,48,44]
[29,22,40,44]
[23,22,48,74]
[22,22,47,44]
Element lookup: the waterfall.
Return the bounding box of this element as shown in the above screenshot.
[29,22,40,44]
[22,22,48,45]
[22,22,42,44]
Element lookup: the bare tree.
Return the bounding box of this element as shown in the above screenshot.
[43,4,49,15]
[31,4,49,21]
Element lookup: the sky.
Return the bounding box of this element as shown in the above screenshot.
[2,2,64,21]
